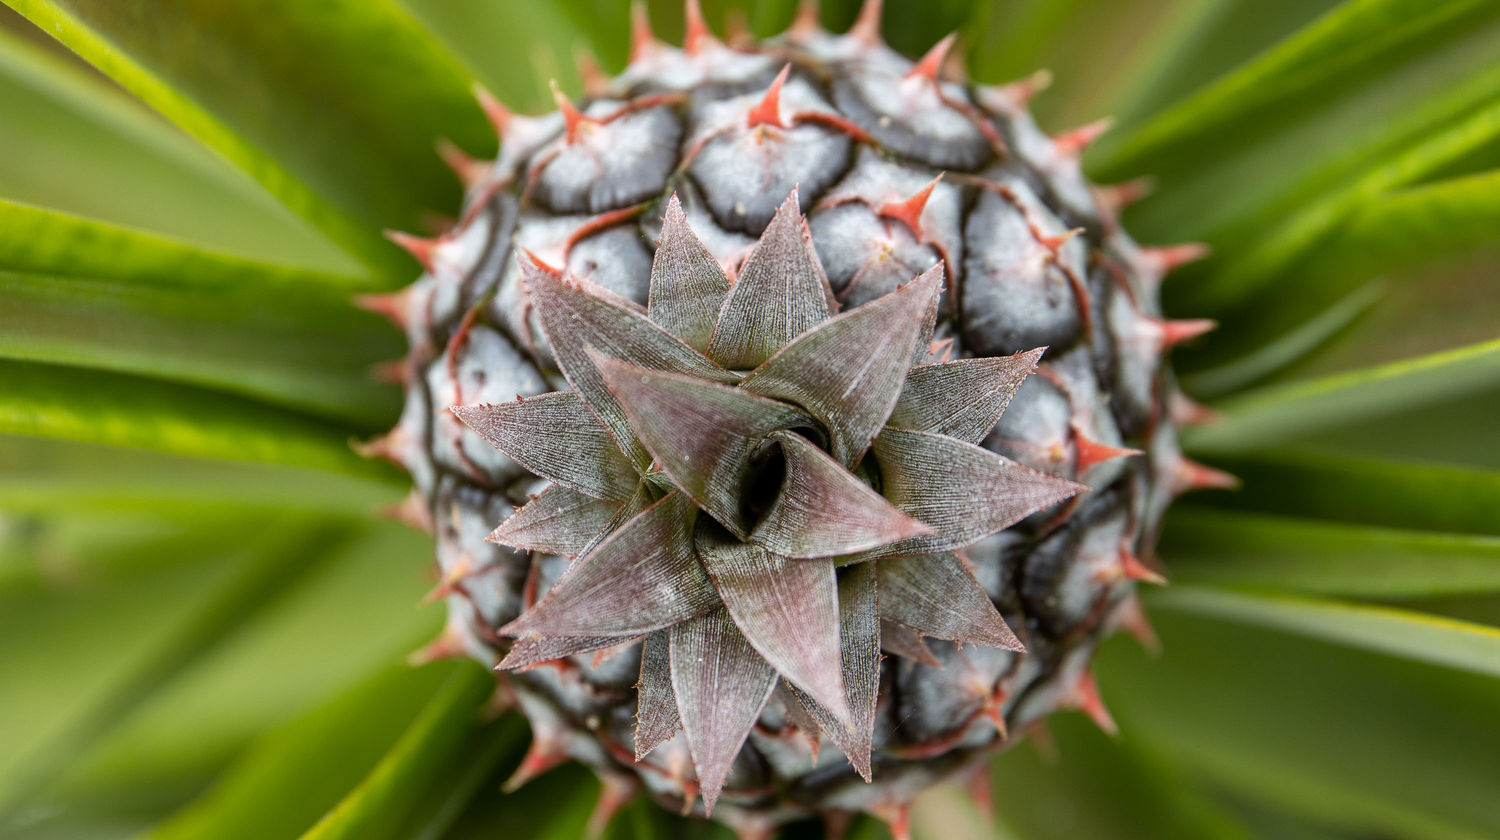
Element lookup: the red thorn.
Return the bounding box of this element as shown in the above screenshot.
[995,68,1052,109]
[1034,225,1083,255]
[724,8,752,47]
[1168,390,1220,426]
[503,736,571,792]
[1073,427,1142,475]
[1095,177,1153,212]
[683,0,712,55]
[352,428,408,467]
[1119,546,1167,585]
[1070,670,1118,737]
[472,83,512,137]
[906,32,957,82]
[1111,593,1161,655]
[1174,457,1240,493]
[871,799,911,840]
[849,0,884,44]
[585,773,638,839]
[791,0,822,38]
[1052,117,1113,157]
[575,48,610,98]
[550,80,593,144]
[747,64,791,129]
[981,684,1009,739]
[630,2,659,61]
[421,554,476,604]
[877,174,942,240]
[407,629,466,666]
[384,230,443,271]
[520,247,563,277]
[436,138,487,188]
[1156,317,1217,348]
[1141,242,1211,275]
[369,358,410,385]
[378,490,433,533]
[966,763,995,821]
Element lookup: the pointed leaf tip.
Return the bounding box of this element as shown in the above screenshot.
[450,392,638,502]
[707,188,836,369]
[740,265,941,465]
[591,351,808,537]
[649,194,732,352]
[696,532,851,728]
[670,609,778,815]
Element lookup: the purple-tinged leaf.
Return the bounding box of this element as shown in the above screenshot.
[868,427,1086,555]
[649,194,732,352]
[592,353,810,537]
[669,608,778,815]
[707,188,836,369]
[636,630,681,760]
[878,553,1023,650]
[520,259,735,468]
[695,527,850,728]
[453,391,638,502]
[881,620,939,666]
[751,430,932,558]
[888,348,1044,444]
[498,634,640,671]
[574,480,656,560]
[486,483,620,558]
[740,266,943,465]
[501,492,719,639]
[789,561,880,780]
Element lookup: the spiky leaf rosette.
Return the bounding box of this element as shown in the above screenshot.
[373,5,1222,834]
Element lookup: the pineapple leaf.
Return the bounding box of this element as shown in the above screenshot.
[966,715,1257,840]
[143,662,487,840]
[1164,509,1500,598]
[0,25,351,270]
[1185,338,1500,455]
[1190,451,1500,535]
[877,552,1022,649]
[1096,0,1498,174]
[1098,610,1500,839]
[486,484,622,559]
[0,201,402,426]
[0,359,401,480]
[889,349,1043,444]
[3,0,492,277]
[297,663,494,840]
[648,194,732,354]
[696,534,850,725]
[1150,586,1500,677]
[634,630,681,760]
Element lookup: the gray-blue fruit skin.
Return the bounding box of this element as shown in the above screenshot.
[381,17,1193,831]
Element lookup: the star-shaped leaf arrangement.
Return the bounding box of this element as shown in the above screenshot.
[452,189,1084,812]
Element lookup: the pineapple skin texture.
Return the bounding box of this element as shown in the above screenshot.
[369,8,1212,834]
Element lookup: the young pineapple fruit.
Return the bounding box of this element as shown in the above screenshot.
[360,2,1228,836]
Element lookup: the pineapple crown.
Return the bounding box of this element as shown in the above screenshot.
[452,187,1084,811]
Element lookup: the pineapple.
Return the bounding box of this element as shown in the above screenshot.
[365,3,1230,833]
[3,1,1499,839]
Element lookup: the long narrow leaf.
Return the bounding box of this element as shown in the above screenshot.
[0,359,401,481]
[5,0,493,275]
[1164,509,1500,598]
[1149,586,1500,677]
[1185,339,1500,454]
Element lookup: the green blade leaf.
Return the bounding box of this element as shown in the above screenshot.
[1097,611,1500,839]
[1194,450,1500,535]
[1150,586,1500,677]
[1163,509,1500,598]
[0,520,351,816]
[1096,0,1499,175]
[0,22,352,271]
[5,0,494,276]
[0,201,401,426]
[0,358,401,481]
[299,663,494,840]
[908,717,1255,840]
[1184,338,1500,454]
[44,519,443,821]
[145,662,478,840]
